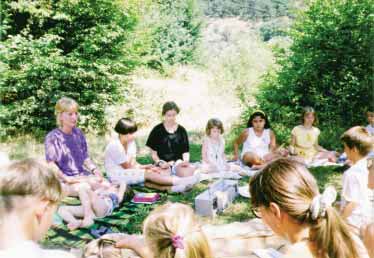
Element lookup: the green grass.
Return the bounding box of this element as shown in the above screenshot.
[0,133,345,251]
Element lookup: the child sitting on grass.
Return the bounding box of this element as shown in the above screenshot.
[289,106,337,164]
[58,181,127,230]
[114,202,213,258]
[340,126,374,257]
[233,110,287,169]
[200,118,242,174]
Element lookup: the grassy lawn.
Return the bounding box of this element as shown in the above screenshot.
[0,132,346,250]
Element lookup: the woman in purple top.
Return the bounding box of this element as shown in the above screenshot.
[45,97,103,180]
[44,97,105,228]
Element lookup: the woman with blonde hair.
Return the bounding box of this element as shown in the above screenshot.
[0,159,74,258]
[45,97,103,183]
[249,158,369,258]
[114,202,213,258]
[45,97,107,227]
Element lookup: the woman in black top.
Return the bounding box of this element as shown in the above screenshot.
[146,101,196,177]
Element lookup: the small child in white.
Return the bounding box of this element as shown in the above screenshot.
[200,118,242,174]
[340,126,373,257]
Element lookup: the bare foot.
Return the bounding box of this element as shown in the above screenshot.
[67,220,82,230]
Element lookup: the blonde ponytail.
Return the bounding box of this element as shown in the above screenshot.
[310,207,359,258]
[143,203,213,258]
[250,158,360,258]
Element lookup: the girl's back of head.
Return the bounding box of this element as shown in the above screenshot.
[143,202,212,258]
[250,158,360,258]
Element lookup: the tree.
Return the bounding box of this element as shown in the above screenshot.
[0,0,139,137]
[255,0,374,147]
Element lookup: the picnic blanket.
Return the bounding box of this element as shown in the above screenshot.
[43,180,214,251]
[42,165,345,256]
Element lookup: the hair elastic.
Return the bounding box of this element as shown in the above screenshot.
[171,235,184,250]
[309,186,337,220]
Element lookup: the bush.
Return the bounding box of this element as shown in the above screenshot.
[0,0,139,137]
[131,0,202,70]
[253,0,374,149]
[150,0,202,69]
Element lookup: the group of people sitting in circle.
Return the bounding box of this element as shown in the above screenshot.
[0,96,373,258]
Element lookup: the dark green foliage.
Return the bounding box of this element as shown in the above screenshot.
[253,0,374,149]
[0,0,203,138]
[0,0,139,137]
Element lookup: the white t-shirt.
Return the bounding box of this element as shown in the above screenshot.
[0,241,74,258]
[366,124,374,136]
[241,128,271,159]
[104,138,137,177]
[341,157,370,228]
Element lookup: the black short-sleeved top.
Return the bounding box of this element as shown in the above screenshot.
[146,123,189,162]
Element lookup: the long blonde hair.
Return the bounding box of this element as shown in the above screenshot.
[143,202,213,258]
[0,158,63,214]
[55,97,79,127]
[250,158,360,258]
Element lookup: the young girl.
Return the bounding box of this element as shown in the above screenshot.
[201,118,242,173]
[233,110,281,168]
[104,118,199,193]
[114,202,213,258]
[58,181,127,230]
[250,158,369,258]
[290,107,337,163]
[0,159,75,258]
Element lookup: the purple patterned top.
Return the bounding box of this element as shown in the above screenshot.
[45,127,91,176]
